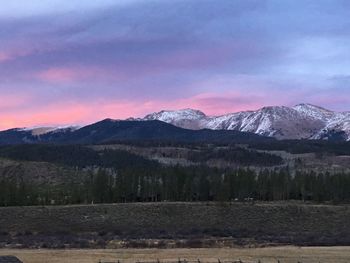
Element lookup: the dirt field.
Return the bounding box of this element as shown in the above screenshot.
[0,247,349,263]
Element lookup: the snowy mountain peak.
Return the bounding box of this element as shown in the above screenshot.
[5,104,349,141]
[141,104,350,141]
[144,109,206,121]
[293,103,332,112]
[145,108,206,119]
[144,109,207,129]
[293,103,335,121]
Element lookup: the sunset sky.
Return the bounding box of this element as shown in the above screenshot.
[1,0,350,130]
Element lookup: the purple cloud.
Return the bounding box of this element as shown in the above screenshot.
[0,0,350,129]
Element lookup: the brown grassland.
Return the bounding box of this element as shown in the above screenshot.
[0,247,350,263]
[0,202,349,262]
[1,202,350,248]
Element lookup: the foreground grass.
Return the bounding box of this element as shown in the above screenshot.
[1,202,350,248]
[0,247,349,263]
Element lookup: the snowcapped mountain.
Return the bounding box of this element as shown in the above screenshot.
[19,126,80,136]
[1,103,348,143]
[142,104,350,141]
[312,112,350,141]
[0,126,81,144]
[292,103,335,121]
[144,109,208,129]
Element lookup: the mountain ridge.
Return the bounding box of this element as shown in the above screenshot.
[143,103,350,141]
[1,103,349,142]
[0,119,273,145]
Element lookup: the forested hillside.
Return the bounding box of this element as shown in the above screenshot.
[0,144,349,206]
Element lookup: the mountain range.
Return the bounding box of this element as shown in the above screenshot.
[0,119,272,145]
[144,103,350,141]
[0,103,349,144]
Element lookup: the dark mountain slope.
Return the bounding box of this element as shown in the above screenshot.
[0,129,38,145]
[0,119,274,145]
[59,119,273,144]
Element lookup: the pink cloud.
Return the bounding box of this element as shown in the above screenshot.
[0,93,278,130]
[1,87,348,131]
[0,100,150,130]
[0,103,88,130]
[34,66,129,83]
[0,52,11,62]
[35,67,100,83]
[0,48,36,63]
[0,94,32,111]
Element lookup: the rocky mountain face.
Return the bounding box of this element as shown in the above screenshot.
[143,104,350,140]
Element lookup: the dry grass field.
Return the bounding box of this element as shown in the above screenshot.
[0,247,349,263]
[1,202,350,248]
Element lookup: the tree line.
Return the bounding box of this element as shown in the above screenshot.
[0,167,349,206]
[0,144,348,206]
[187,147,283,166]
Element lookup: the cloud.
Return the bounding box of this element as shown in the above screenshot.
[33,66,126,83]
[0,0,350,129]
[0,0,140,19]
[0,94,31,111]
[0,52,11,62]
[1,84,350,131]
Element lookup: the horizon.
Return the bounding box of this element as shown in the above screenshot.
[1,102,347,131]
[1,0,350,130]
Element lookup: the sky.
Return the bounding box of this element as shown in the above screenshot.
[1,0,350,129]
